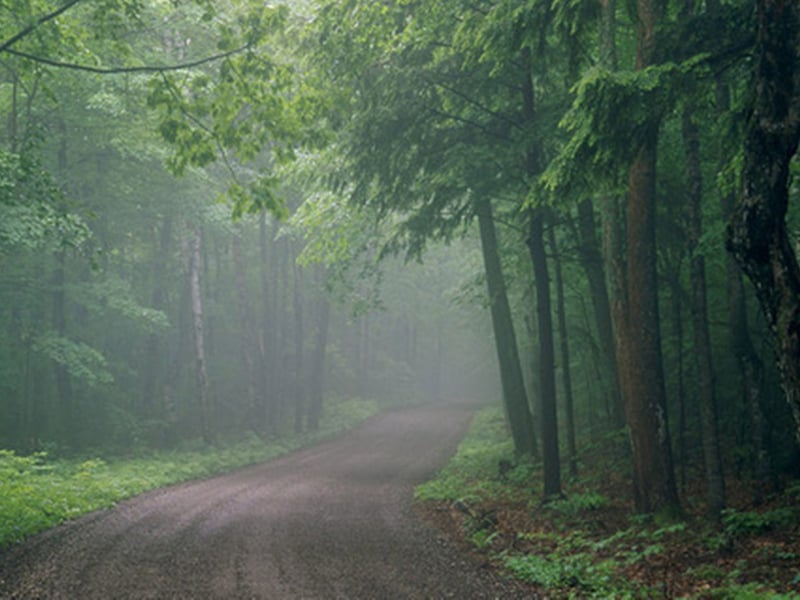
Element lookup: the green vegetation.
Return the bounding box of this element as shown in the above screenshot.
[417,407,800,598]
[0,398,377,549]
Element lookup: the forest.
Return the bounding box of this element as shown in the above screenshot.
[1,0,800,597]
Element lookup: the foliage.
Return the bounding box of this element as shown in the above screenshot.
[721,507,799,538]
[414,407,521,504]
[501,552,625,598]
[32,331,114,387]
[416,401,800,598]
[0,151,89,252]
[0,397,378,549]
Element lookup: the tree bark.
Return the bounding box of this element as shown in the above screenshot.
[188,226,212,443]
[142,214,172,418]
[617,0,681,517]
[527,210,561,496]
[475,196,537,458]
[576,199,624,427]
[233,227,258,430]
[307,266,330,432]
[548,222,578,478]
[727,0,800,444]
[258,211,275,433]
[293,253,305,435]
[683,108,725,518]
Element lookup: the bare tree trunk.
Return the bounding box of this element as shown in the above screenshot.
[727,0,800,444]
[683,108,726,518]
[142,215,172,418]
[576,200,624,428]
[233,227,258,429]
[51,250,74,446]
[475,196,537,458]
[293,253,305,435]
[188,226,212,444]
[614,0,681,517]
[527,210,561,496]
[258,211,274,433]
[548,223,578,478]
[307,266,330,431]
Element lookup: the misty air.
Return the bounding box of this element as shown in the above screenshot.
[1,1,799,598]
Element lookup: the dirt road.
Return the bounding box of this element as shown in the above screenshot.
[0,404,534,599]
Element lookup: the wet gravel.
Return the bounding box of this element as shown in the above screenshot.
[0,403,536,599]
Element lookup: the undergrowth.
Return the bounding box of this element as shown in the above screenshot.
[0,397,378,549]
[415,406,800,599]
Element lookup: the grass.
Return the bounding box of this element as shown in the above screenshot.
[415,406,800,599]
[0,397,378,549]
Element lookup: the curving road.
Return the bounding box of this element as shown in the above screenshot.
[0,404,534,599]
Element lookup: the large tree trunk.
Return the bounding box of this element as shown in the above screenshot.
[727,0,800,444]
[475,197,537,458]
[188,226,212,443]
[683,108,726,518]
[616,0,681,517]
[548,222,578,478]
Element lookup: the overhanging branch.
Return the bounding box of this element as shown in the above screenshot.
[2,45,252,74]
[0,0,85,53]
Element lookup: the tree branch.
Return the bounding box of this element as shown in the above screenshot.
[3,44,252,74]
[0,0,85,53]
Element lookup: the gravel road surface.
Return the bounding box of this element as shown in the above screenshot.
[0,403,535,599]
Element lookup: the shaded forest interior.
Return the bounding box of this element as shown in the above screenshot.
[1,0,800,592]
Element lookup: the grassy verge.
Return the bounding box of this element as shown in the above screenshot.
[415,406,800,599]
[0,397,378,549]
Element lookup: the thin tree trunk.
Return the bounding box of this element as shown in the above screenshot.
[188,226,212,444]
[307,266,330,431]
[52,254,74,449]
[293,254,305,435]
[683,108,725,518]
[667,271,687,493]
[233,227,258,429]
[527,210,561,496]
[258,211,274,433]
[576,200,624,428]
[142,214,172,417]
[475,196,537,458]
[548,223,578,478]
[727,0,800,444]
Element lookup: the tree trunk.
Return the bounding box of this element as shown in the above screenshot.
[475,196,537,458]
[526,210,561,496]
[258,211,275,433]
[307,266,330,431]
[667,269,688,492]
[233,227,258,430]
[615,0,681,517]
[576,200,624,428]
[683,108,726,518]
[142,214,172,418]
[727,0,800,444]
[548,222,578,478]
[293,253,305,435]
[188,226,212,444]
[51,250,74,446]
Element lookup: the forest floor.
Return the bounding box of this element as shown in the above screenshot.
[415,409,800,599]
[0,402,537,599]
